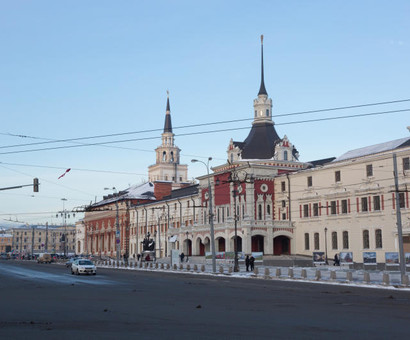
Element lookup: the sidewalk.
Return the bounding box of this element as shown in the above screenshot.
[94,258,410,290]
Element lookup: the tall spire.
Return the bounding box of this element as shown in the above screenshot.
[164,90,173,133]
[258,34,268,96]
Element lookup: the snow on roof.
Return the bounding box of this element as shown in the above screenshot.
[91,182,155,207]
[334,137,410,162]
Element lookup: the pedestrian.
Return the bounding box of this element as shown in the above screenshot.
[245,255,250,272]
[334,253,340,266]
[137,253,141,262]
[180,252,185,263]
[250,255,255,271]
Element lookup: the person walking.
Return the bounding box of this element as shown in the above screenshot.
[333,253,340,266]
[250,255,255,271]
[245,255,250,272]
[180,252,185,263]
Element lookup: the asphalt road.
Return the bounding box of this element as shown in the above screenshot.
[0,261,409,339]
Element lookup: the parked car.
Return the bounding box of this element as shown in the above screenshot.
[37,253,52,264]
[71,259,96,275]
[0,253,9,260]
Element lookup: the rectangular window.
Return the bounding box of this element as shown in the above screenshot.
[281,181,286,192]
[373,195,381,211]
[307,176,312,187]
[282,213,286,220]
[330,201,337,215]
[375,229,383,248]
[282,200,286,208]
[363,230,369,249]
[341,199,348,214]
[335,171,341,183]
[332,232,338,250]
[343,231,349,249]
[366,164,373,177]
[314,233,320,250]
[361,197,368,212]
[304,233,310,250]
[303,204,309,218]
[313,203,319,217]
[399,192,405,208]
[403,157,410,171]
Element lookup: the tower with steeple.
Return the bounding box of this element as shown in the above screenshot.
[227,35,299,162]
[148,92,188,187]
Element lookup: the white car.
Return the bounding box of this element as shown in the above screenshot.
[71,259,97,275]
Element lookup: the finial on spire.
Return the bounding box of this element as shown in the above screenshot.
[167,89,169,97]
[166,90,171,113]
[258,35,267,96]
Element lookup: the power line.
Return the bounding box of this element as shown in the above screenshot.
[1,98,409,150]
[0,107,408,156]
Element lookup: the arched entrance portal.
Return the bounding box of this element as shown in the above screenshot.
[196,238,206,256]
[217,238,226,252]
[230,236,242,252]
[251,235,264,253]
[274,236,291,255]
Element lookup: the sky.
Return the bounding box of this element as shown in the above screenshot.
[0,1,409,226]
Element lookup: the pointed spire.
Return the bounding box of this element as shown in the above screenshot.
[258,35,268,96]
[163,90,173,133]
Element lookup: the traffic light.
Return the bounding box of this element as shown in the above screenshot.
[33,178,39,192]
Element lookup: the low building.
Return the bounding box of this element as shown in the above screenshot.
[275,137,410,266]
[0,233,12,253]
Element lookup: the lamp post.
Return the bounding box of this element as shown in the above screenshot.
[324,227,328,265]
[61,198,67,257]
[186,231,189,256]
[191,157,216,273]
[105,187,120,262]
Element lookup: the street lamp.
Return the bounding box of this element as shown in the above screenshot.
[105,187,120,262]
[191,157,216,273]
[186,231,189,256]
[324,227,328,265]
[61,198,67,257]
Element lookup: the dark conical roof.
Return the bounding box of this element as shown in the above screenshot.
[258,35,267,96]
[164,92,172,133]
[241,122,281,159]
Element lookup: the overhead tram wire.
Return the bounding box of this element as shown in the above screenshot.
[1,98,409,150]
[0,107,408,156]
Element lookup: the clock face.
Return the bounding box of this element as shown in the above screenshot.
[260,184,268,193]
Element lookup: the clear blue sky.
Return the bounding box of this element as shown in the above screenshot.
[1,1,409,225]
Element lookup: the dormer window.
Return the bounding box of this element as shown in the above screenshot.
[284,151,288,161]
[266,109,269,116]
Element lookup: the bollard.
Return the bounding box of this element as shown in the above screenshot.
[228,267,232,274]
[288,268,294,278]
[160,263,164,269]
[179,264,183,270]
[155,262,159,269]
[149,262,153,268]
[186,264,191,271]
[139,262,143,268]
[201,264,205,272]
[219,266,224,274]
[117,261,120,268]
[346,271,353,282]
[382,273,390,285]
[194,264,198,271]
[145,262,148,268]
[254,267,259,276]
[315,269,321,280]
[276,268,281,278]
[301,269,307,279]
[264,268,271,279]
[173,264,177,270]
[363,272,370,283]
[402,275,409,286]
[330,271,337,280]
[166,263,170,270]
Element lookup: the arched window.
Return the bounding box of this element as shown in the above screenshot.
[343,231,349,249]
[363,230,369,249]
[162,151,166,161]
[375,229,383,248]
[258,204,262,220]
[266,109,269,116]
[314,233,319,250]
[230,153,234,163]
[284,151,288,161]
[266,204,271,215]
[304,233,310,250]
[332,232,338,250]
[170,151,174,162]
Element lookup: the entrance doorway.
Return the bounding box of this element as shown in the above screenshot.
[273,236,291,255]
[251,235,264,253]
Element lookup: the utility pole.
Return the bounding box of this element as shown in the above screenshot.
[393,153,406,282]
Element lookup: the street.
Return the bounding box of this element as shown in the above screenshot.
[0,261,409,339]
